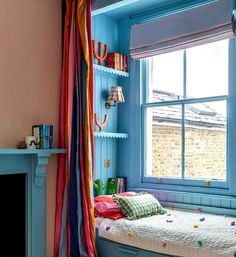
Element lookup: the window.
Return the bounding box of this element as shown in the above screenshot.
[144,39,228,185]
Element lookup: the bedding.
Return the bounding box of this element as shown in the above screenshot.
[97,208,236,257]
[95,217,105,228]
[94,192,137,220]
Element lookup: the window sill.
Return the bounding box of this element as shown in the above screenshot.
[142,176,228,190]
[134,180,229,195]
[128,186,236,216]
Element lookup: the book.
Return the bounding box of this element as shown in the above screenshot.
[106,178,118,195]
[123,55,127,72]
[49,125,53,149]
[106,177,127,195]
[32,124,53,149]
[117,177,127,193]
[106,52,128,72]
[106,52,118,70]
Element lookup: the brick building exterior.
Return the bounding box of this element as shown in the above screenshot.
[150,90,226,180]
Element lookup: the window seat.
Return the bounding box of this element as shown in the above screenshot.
[96,208,236,257]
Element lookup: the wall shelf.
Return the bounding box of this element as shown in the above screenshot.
[93,64,129,78]
[94,132,128,139]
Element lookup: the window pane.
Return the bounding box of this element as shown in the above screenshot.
[146,105,182,178]
[186,39,228,98]
[148,50,184,102]
[185,101,227,180]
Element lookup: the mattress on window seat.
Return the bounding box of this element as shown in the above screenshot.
[97,208,236,257]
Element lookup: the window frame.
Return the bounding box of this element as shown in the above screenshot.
[129,38,236,196]
[143,44,228,189]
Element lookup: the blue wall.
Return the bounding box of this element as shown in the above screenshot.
[117,17,131,183]
[92,15,128,187]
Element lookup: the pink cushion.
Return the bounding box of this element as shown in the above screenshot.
[95,191,137,204]
[94,192,137,220]
[95,201,119,213]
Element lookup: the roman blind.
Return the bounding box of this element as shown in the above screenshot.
[130,0,235,59]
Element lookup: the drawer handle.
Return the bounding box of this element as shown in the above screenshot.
[118,247,138,255]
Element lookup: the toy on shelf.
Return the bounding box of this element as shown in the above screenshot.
[92,40,108,65]
[17,140,27,149]
[94,179,105,196]
[25,136,37,149]
[94,113,109,132]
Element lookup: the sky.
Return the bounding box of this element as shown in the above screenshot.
[150,39,228,116]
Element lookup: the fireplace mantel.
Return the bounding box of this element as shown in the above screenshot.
[0,148,66,257]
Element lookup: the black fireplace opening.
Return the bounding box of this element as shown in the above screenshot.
[0,174,25,257]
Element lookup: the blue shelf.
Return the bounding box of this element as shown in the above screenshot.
[0,149,67,155]
[94,132,128,139]
[93,64,129,78]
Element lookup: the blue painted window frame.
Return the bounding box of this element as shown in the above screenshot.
[142,47,228,187]
[128,0,236,197]
[129,37,236,197]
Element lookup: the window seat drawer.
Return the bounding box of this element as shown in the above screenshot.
[96,237,178,257]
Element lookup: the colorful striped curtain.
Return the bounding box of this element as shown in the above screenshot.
[54,0,96,256]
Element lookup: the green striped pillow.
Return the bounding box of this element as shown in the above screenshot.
[112,192,165,220]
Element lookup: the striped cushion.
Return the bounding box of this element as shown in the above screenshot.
[112,192,165,220]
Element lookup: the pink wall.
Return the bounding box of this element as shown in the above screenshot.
[0,1,61,256]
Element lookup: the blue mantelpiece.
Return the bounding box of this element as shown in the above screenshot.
[0,149,66,257]
[0,148,66,154]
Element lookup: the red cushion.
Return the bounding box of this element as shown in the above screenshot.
[96,211,125,220]
[95,192,137,204]
[94,192,137,220]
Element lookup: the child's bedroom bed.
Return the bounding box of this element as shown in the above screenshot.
[96,208,236,257]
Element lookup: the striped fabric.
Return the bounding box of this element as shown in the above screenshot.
[54,1,97,257]
[113,193,166,220]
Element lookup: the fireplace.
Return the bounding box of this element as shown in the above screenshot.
[0,149,66,257]
[0,174,25,257]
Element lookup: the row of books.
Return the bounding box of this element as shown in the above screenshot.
[106,52,128,72]
[106,177,127,195]
[32,124,53,149]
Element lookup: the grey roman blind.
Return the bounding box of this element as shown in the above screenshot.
[130,0,235,59]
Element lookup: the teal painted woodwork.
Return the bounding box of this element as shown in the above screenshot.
[0,149,66,257]
[94,64,129,78]
[129,187,236,216]
[126,7,236,196]
[94,132,128,138]
[93,0,236,215]
[97,237,176,257]
[0,148,66,154]
[114,0,236,211]
[92,0,138,17]
[117,17,131,184]
[92,0,179,18]
[130,0,216,24]
[92,0,215,19]
[93,14,128,187]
